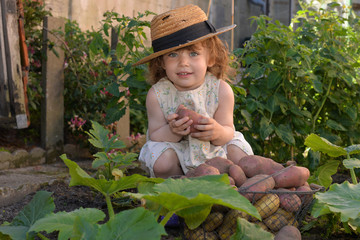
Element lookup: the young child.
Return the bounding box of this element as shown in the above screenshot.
[134,4,253,178]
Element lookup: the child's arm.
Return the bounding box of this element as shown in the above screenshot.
[146,87,193,142]
[191,81,235,146]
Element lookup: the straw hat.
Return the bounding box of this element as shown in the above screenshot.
[134,4,236,66]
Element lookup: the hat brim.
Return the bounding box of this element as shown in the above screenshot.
[133,24,236,66]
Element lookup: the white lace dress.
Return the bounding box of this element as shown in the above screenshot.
[139,73,253,177]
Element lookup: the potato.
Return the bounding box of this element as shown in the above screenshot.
[228,176,235,186]
[273,208,294,221]
[175,104,203,133]
[239,174,275,201]
[273,166,310,188]
[274,225,301,240]
[276,188,302,212]
[203,212,224,232]
[253,194,280,220]
[296,184,313,205]
[228,164,247,187]
[206,157,234,174]
[263,212,288,232]
[217,209,248,240]
[192,163,220,177]
[255,221,269,231]
[184,226,218,240]
[238,155,284,178]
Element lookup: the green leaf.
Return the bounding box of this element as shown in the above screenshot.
[61,155,162,196]
[12,191,55,227]
[29,208,105,240]
[326,119,347,131]
[71,217,99,240]
[265,95,276,114]
[92,152,110,168]
[231,217,274,240]
[249,85,260,99]
[241,109,252,128]
[275,124,295,145]
[312,79,323,93]
[0,226,28,240]
[267,71,282,89]
[0,191,54,240]
[316,160,340,188]
[97,208,166,240]
[311,199,332,218]
[343,158,360,170]
[86,121,126,152]
[304,134,347,157]
[314,182,360,222]
[131,176,259,229]
[259,117,274,140]
[344,145,360,155]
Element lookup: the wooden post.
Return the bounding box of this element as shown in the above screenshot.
[41,16,65,162]
[0,0,27,129]
[0,0,10,119]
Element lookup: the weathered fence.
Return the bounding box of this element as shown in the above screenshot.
[0,0,28,129]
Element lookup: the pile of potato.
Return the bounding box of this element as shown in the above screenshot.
[182,155,314,240]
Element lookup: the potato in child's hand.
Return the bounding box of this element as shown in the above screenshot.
[175,105,203,133]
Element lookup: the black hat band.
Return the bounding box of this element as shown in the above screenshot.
[152,20,217,53]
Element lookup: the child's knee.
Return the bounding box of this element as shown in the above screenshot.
[226,144,248,164]
[153,149,180,175]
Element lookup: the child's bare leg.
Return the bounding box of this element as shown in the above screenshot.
[153,148,184,178]
[227,144,248,165]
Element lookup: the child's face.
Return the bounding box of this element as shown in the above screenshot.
[162,43,214,91]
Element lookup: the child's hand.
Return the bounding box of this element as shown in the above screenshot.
[167,113,193,136]
[190,117,224,142]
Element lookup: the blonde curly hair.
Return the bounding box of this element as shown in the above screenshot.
[147,36,233,85]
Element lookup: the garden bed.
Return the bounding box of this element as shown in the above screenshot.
[0,172,357,240]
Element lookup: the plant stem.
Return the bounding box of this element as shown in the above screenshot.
[312,76,333,132]
[105,194,115,219]
[160,211,175,226]
[37,233,50,240]
[347,153,358,184]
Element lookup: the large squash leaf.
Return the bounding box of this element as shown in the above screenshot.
[0,191,54,240]
[304,134,347,157]
[131,176,259,229]
[29,208,105,240]
[231,217,274,240]
[314,182,360,222]
[308,160,340,188]
[61,156,163,196]
[343,158,360,170]
[96,208,166,240]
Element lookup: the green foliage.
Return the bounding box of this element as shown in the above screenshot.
[85,121,138,180]
[132,175,260,229]
[233,1,360,166]
[312,182,360,234]
[63,11,153,135]
[0,191,166,240]
[305,133,360,235]
[0,191,54,240]
[305,133,360,185]
[231,218,274,240]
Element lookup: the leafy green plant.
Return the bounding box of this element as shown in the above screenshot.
[85,121,138,180]
[304,133,360,235]
[0,190,166,240]
[0,157,264,239]
[62,11,153,134]
[233,1,360,166]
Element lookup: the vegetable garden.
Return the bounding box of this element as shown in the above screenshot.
[1,0,360,239]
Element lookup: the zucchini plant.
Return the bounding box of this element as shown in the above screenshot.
[304,133,360,235]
